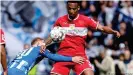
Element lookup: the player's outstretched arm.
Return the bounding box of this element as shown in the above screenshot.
[97,24,120,38]
[1,44,7,75]
[42,50,84,64]
[40,36,53,53]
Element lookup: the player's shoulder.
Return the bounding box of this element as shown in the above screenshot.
[79,14,91,20]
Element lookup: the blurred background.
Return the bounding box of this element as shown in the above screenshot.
[0,1,133,75]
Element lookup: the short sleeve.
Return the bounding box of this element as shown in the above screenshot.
[85,17,99,30]
[0,29,5,44]
[53,18,61,27]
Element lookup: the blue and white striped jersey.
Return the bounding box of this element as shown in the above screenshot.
[8,46,72,74]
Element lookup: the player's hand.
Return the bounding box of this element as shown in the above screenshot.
[40,44,46,53]
[72,56,85,64]
[114,31,120,38]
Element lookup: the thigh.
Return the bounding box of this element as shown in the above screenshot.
[81,68,94,75]
[74,60,93,75]
[50,62,72,75]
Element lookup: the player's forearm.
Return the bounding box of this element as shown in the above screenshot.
[43,50,72,61]
[97,24,120,38]
[44,36,54,46]
[97,24,116,34]
[40,36,54,53]
[1,45,7,71]
[102,26,116,34]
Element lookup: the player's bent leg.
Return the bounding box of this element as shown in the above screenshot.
[50,62,70,75]
[81,68,94,75]
[50,67,70,75]
[74,60,93,75]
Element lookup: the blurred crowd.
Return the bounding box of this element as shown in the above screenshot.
[1,1,133,75]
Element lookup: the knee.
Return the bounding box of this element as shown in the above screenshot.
[82,69,94,75]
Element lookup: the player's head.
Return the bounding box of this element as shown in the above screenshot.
[31,37,44,47]
[67,1,80,19]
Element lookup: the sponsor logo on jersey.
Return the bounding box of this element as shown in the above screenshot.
[61,27,88,36]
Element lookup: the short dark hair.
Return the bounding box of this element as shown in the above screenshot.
[67,0,80,5]
[31,37,43,45]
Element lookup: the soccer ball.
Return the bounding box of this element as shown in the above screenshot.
[50,27,65,42]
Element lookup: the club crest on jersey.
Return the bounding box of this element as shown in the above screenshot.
[69,24,75,30]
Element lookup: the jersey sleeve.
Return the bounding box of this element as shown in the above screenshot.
[85,17,99,30]
[0,29,5,44]
[53,18,61,27]
[42,50,72,62]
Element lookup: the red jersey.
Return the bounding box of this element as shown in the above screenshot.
[0,29,5,44]
[54,14,98,57]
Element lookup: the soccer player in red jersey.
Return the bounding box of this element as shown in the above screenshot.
[0,29,7,75]
[40,1,120,75]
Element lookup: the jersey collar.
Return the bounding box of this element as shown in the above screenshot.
[68,14,79,20]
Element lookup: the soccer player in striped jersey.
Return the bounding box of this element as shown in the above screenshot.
[7,37,84,75]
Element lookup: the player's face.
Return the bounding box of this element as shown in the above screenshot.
[67,2,79,19]
[37,40,44,46]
